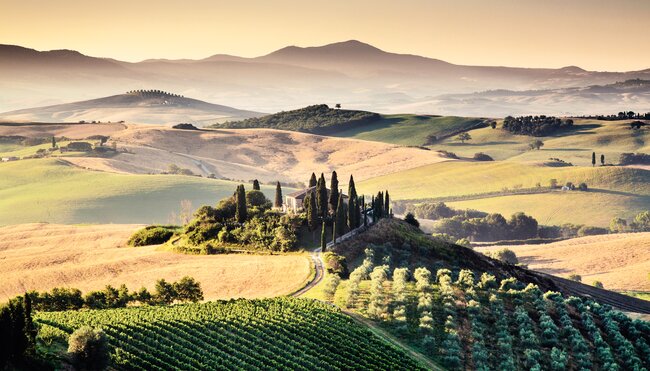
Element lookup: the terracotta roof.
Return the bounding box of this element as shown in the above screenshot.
[286,186,348,200]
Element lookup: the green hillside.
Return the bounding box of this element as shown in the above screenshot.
[357,160,650,227]
[331,115,485,146]
[0,158,287,225]
[212,104,381,134]
[35,297,424,370]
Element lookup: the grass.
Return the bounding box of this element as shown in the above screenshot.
[331,115,484,146]
[0,223,312,300]
[0,158,289,225]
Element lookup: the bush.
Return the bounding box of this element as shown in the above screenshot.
[592,281,604,289]
[567,274,582,282]
[403,213,420,228]
[487,248,519,265]
[322,252,349,278]
[473,152,494,161]
[578,182,588,191]
[576,225,608,237]
[128,226,176,246]
[68,327,109,371]
[503,115,573,136]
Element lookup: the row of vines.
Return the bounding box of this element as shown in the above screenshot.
[35,297,425,370]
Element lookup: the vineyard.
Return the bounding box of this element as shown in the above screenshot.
[34,297,425,370]
[329,246,650,370]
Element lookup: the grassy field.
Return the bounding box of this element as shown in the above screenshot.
[432,119,650,163]
[0,223,311,300]
[0,158,285,225]
[478,232,650,291]
[332,115,484,146]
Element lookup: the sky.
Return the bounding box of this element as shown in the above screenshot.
[1,0,649,71]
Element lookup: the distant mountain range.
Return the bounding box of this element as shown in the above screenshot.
[1,40,649,116]
[0,90,261,125]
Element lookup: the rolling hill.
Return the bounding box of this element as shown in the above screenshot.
[478,232,650,292]
[0,90,262,126]
[0,223,310,300]
[2,41,649,115]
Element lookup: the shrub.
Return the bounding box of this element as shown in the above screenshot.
[322,252,349,277]
[578,182,588,191]
[403,213,420,228]
[577,225,608,237]
[487,249,519,265]
[473,152,493,161]
[592,281,604,289]
[68,327,109,371]
[128,226,176,246]
[567,274,582,282]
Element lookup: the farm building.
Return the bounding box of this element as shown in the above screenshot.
[284,186,348,213]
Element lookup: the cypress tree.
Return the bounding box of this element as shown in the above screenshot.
[334,192,347,240]
[360,195,368,227]
[309,172,317,188]
[592,152,596,167]
[348,175,358,229]
[306,191,318,231]
[321,221,327,251]
[329,171,339,213]
[384,191,390,216]
[22,295,35,357]
[316,173,328,218]
[600,154,605,165]
[274,182,283,208]
[235,185,247,223]
[370,195,375,224]
[51,137,56,148]
[252,179,260,190]
[376,191,384,219]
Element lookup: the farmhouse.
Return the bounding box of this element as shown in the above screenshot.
[284,186,348,213]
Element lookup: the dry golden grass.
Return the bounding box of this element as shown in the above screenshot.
[0,123,126,139]
[0,223,311,301]
[68,125,450,183]
[479,232,650,291]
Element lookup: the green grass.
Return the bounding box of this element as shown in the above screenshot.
[432,119,650,163]
[0,158,288,225]
[331,115,484,146]
[35,297,424,370]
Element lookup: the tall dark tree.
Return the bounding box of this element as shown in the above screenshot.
[274,182,283,208]
[235,185,247,223]
[370,195,375,224]
[306,191,318,231]
[335,192,347,238]
[384,191,390,217]
[375,191,384,219]
[22,295,35,357]
[252,179,260,190]
[348,175,358,229]
[320,221,327,252]
[51,137,56,148]
[592,152,596,167]
[361,195,367,227]
[600,154,605,166]
[309,172,318,188]
[316,173,328,218]
[329,171,339,213]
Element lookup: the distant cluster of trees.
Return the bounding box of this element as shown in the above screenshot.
[126,90,184,98]
[503,115,574,136]
[215,105,381,134]
[25,277,203,312]
[619,152,650,165]
[610,211,650,233]
[575,111,650,120]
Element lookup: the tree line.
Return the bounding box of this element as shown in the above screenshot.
[503,115,574,136]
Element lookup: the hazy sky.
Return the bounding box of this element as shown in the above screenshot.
[1,0,648,71]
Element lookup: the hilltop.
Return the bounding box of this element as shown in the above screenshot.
[0,90,262,126]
